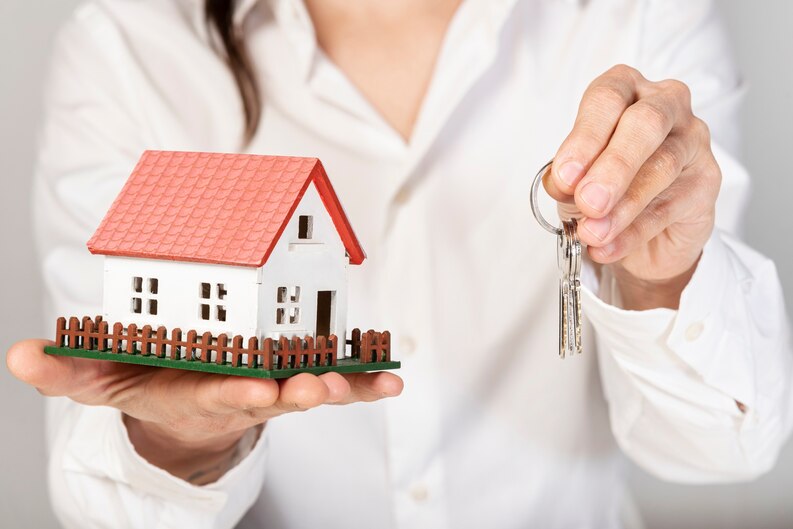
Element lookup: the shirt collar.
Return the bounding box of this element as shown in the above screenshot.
[260,0,529,81]
[232,0,586,28]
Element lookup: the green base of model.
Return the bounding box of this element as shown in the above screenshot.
[44,345,401,379]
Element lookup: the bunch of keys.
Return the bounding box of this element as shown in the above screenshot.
[530,161,583,358]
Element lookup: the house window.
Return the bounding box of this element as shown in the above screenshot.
[298,215,313,240]
[131,276,158,315]
[199,283,228,321]
[276,285,301,325]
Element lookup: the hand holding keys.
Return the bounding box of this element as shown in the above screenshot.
[531,161,583,358]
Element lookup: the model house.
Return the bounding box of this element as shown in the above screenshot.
[86,150,366,356]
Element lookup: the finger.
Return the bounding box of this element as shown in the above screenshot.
[578,131,694,246]
[587,161,717,266]
[211,375,280,412]
[274,372,331,412]
[542,164,581,222]
[587,193,677,264]
[318,371,352,403]
[6,339,95,397]
[542,164,578,204]
[334,372,404,405]
[552,65,641,193]
[574,82,692,219]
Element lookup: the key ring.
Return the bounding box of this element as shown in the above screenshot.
[530,160,563,237]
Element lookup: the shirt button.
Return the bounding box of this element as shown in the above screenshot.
[393,187,412,205]
[399,335,417,356]
[409,484,429,503]
[685,322,704,342]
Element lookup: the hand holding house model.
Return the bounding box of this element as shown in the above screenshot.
[45,151,399,378]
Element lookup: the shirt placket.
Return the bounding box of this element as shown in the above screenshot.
[259,2,519,528]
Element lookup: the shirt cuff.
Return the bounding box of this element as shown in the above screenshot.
[60,405,268,527]
[581,228,755,412]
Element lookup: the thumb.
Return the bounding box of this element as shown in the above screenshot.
[6,339,91,397]
[542,162,582,221]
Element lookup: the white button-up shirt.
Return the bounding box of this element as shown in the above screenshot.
[34,0,793,528]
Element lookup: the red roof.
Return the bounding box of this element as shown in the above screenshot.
[87,151,366,267]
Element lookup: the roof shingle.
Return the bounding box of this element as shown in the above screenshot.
[87,151,365,267]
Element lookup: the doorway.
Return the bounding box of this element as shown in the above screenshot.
[316,290,335,337]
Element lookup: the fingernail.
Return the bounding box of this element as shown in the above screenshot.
[583,217,611,241]
[580,182,610,213]
[557,161,584,187]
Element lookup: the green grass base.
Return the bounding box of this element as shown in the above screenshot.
[44,346,400,379]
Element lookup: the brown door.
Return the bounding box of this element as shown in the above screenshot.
[316,291,334,337]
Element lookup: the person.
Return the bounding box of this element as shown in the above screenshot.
[6,0,793,527]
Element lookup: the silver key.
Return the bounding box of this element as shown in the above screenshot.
[558,219,582,357]
[530,160,583,358]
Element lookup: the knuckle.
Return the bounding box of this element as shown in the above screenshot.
[692,116,711,144]
[602,149,635,175]
[619,186,646,218]
[630,101,671,133]
[654,143,685,175]
[687,182,708,207]
[648,196,673,226]
[659,79,692,106]
[563,128,606,164]
[572,119,608,146]
[608,63,639,81]
[700,158,722,188]
[586,83,630,109]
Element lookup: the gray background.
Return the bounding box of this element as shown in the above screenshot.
[1,1,791,527]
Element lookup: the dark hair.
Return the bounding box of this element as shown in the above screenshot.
[205,0,261,143]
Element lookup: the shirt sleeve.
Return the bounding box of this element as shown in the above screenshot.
[35,5,268,527]
[47,399,269,529]
[583,0,793,483]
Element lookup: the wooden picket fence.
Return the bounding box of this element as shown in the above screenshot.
[53,316,391,370]
[350,328,392,364]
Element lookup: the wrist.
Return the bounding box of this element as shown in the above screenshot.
[611,255,700,311]
[124,414,257,484]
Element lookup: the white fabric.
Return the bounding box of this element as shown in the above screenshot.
[33,0,793,528]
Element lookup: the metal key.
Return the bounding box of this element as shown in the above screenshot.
[558,219,582,357]
[530,160,583,358]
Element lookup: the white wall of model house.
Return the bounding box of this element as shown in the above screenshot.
[256,183,348,353]
[102,183,349,355]
[103,257,261,338]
